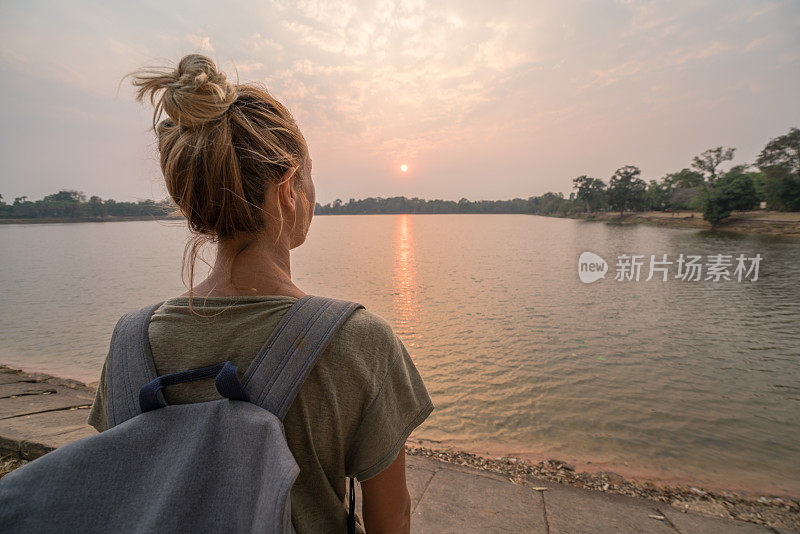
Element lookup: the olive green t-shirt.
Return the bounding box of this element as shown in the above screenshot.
[87,296,434,534]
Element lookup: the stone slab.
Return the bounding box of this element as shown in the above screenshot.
[538,477,676,534]
[0,386,92,419]
[0,382,58,398]
[662,506,775,534]
[406,456,439,512]
[411,461,546,533]
[0,369,41,385]
[0,407,95,459]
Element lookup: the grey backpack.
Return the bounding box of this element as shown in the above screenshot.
[0,295,363,533]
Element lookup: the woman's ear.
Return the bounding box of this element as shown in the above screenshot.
[277,167,298,211]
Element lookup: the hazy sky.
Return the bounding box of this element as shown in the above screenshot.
[1,1,799,204]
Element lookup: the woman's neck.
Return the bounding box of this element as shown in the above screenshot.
[181,236,305,299]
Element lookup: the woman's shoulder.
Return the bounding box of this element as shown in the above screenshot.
[324,306,404,376]
[339,306,401,350]
[338,306,396,341]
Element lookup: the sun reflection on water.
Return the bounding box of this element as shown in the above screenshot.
[392,214,421,343]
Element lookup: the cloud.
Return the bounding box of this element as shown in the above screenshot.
[248,33,283,54]
[257,1,544,163]
[723,2,780,23]
[667,41,732,66]
[186,34,214,52]
[744,36,770,52]
[0,0,798,203]
[233,60,264,74]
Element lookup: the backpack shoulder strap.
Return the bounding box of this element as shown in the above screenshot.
[241,295,363,420]
[105,302,164,427]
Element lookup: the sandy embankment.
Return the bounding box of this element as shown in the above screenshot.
[577,210,800,238]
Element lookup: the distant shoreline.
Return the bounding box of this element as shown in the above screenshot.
[0,215,184,225]
[2,211,799,238]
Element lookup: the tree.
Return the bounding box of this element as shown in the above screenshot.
[663,168,704,189]
[572,175,606,215]
[44,190,86,203]
[747,171,767,203]
[657,168,704,211]
[645,180,671,210]
[701,187,731,228]
[692,147,736,184]
[607,165,646,217]
[760,165,800,211]
[89,196,106,218]
[757,127,800,174]
[718,166,758,211]
[756,128,800,211]
[701,166,759,227]
[670,187,698,211]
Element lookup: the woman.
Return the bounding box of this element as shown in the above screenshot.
[87,54,433,534]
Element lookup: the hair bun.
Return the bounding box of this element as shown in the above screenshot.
[132,54,237,128]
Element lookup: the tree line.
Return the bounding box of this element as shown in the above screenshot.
[0,190,177,220]
[318,128,799,227]
[573,128,799,226]
[3,128,798,227]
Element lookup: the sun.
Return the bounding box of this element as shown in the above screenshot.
[400,164,409,173]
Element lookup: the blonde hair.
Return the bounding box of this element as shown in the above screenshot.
[130,54,309,303]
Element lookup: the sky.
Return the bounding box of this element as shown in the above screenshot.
[1,0,799,205]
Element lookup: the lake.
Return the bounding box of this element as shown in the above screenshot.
[1,215,798,495]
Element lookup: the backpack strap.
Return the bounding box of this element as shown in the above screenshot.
[241,295,363,420]
[105,302,164,428]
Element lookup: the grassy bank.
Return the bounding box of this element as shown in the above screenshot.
[568,210,800,238]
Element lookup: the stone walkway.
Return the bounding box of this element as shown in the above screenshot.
[0,365,795,533]
[0,366,95,458]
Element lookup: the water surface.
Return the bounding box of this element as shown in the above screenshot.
[1,215,798,495]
